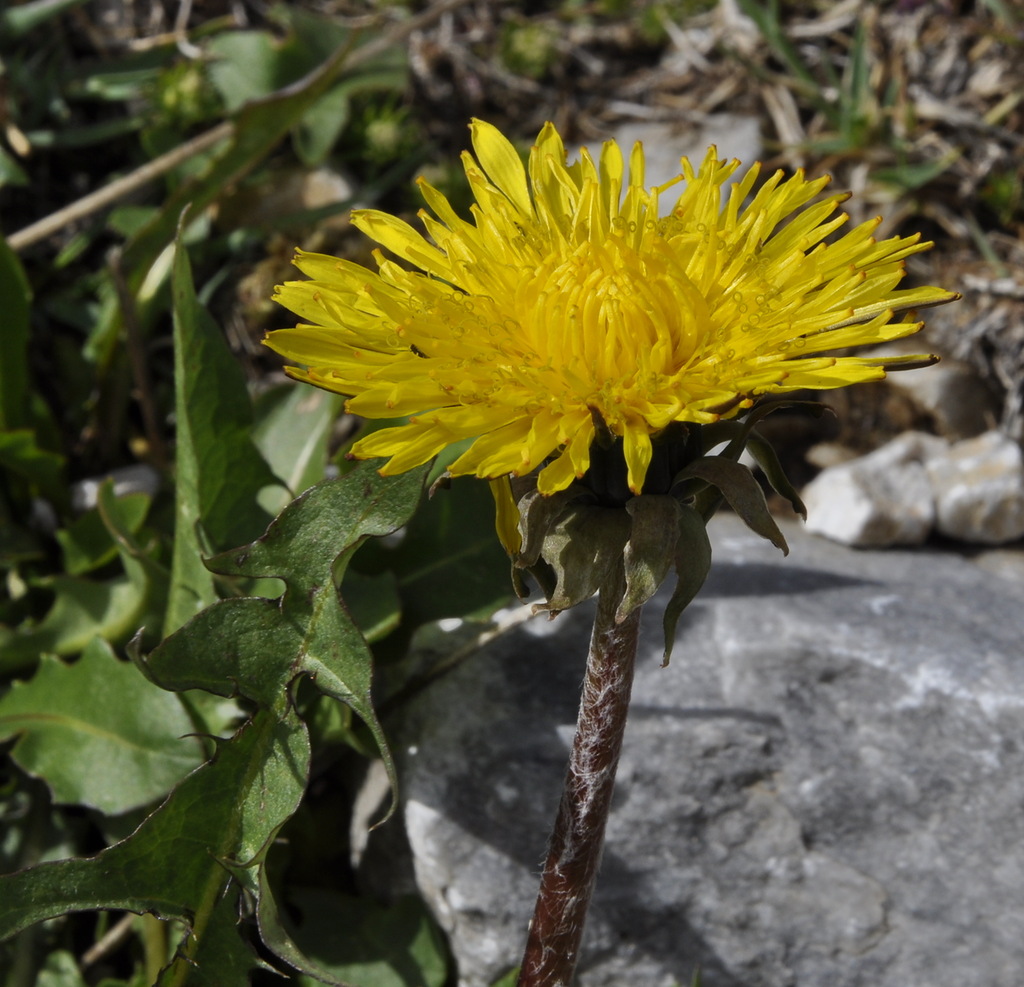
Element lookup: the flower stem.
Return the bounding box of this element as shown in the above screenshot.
[517,574,642,987]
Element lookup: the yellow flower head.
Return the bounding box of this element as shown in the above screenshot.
[265,119,957,496]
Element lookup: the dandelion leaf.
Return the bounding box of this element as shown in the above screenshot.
[0,710,312,978]
[0,638,203,815]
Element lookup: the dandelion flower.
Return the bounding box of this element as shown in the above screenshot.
[265,119,957,496]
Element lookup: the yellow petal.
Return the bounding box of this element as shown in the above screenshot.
[264,326,394,365]
[354,422,455,474]
[622,419,653,494]
[536,420,593,494]
[448,418,533,478]
[470,118,533,217]
[352,210,454,280]
[598,139,624,221]
[489,477,522,555]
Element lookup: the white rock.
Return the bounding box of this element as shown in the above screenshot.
[927,431,1024,543]
[802,432,947,547]
[804,430,1024,547]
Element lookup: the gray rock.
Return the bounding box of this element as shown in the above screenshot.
[801,432,944,547]
[802,430,1024,547]
[368,514,1024,987]
[926,430,1024,543]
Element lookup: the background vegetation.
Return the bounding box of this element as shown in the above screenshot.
[1,0,1021,984]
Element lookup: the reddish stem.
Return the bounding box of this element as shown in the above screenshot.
[517,584,642,987]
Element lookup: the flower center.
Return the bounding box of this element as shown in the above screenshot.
[480,236,710,425]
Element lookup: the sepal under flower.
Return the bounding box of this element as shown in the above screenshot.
[501,410,807,661]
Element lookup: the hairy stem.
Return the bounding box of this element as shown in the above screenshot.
[517,575,642,987]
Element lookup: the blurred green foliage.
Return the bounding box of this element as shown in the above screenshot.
[0,3,513,984]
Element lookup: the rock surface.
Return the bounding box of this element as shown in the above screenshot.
[803,429,1024,546]
[368,513,1024,987]
[801,432,942,547]
[927,430,1024,543]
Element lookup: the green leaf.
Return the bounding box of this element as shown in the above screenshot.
[0,479,164,674]
[165,237,279,635]
[34,949,87,987]
[0,506,42,568]
[341,569,402,644]
[285,7,359,63]
[0,709,313,980]
[0,571,151,675]
[292,83,353,167]
[289,890,449,987]
[231,865,357,986]
[107,205,160,237]
[252,383,343,515]
[0,638,204,815]
[173,236,279,549]
[0,237,31,431]
[296,569,396,792]
[0,0,91,38]
[99,481,170,643]
[143,461,428,826]
[292,57,407,168]
[140,597,298,709]
[204,461,427,601]
[154,888,272,987]
[875,154,959,192]
[357,477,514,628]
[662,506,713,666]
[205,14,404,167]
[206,31,285,110]
[26,116,143,149]
[0,430,66,506]
[0,145,30,187]
[56,488,151,576]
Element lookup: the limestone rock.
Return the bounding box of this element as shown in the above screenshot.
[803,429,1024,547]
[801,432,944,547]
[366,515,1024,987]
[926,430,1024,543]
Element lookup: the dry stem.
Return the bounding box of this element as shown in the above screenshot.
[517,572,642,987]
